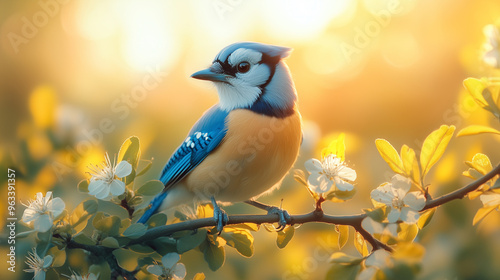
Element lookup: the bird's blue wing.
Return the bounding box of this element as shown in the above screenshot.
[137,105,228,223]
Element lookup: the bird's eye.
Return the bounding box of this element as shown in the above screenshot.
[237,62,250,73]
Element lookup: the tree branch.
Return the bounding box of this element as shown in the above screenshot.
[423,163,500,210]
[67,163,500,275]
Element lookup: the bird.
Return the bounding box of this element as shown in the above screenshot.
[137,42,302,230]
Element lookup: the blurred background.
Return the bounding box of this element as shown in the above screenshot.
[1,0,500,279]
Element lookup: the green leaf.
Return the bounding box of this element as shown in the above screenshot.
[136,159,153,177]
[329,252,363,265]
[177,229,207,254]
[16,230,34,239]
[122,223,147,239]
[473,206,497,225]
[336,225,349,250]
[329,188,357,202]
[70,199,98,234]
[222,229,254,257]
[101,237,120,248]
[146,213,168,228]
[117,136,141,184]
[113,248,140,272]
[48,246,66,267]
[118,136,141,168]
[128,244,154,254]
[89,263,111,280]
[203,240,225,271]
[457,125,500,137]
[78,179,89,193]
[420,125,455,178]
[325,263,360,280]
[151,236,177,255]
[363,207,386,222]
[375,139,404,174]
[92,212,121,236]
[417,208,436,229]
[136,180,164,196]
[277,226,295,249]
[72,232,96,245]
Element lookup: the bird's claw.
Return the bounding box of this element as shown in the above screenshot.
[268,207,291,231]
[211,197,228,233]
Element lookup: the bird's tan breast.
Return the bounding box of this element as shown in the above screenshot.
[185,108,302,203]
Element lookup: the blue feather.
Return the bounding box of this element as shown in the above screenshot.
[137,105,228,223]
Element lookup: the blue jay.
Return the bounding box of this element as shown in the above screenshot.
[138,42,302,230]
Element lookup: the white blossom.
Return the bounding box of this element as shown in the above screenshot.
[22,191,65,232]
[87,153,132,200]
[305,154,356,194]
[361,217,398,237]
[24,248,52,280]
[147,253,186,280]
[356,250,392,280]
[371,175,426,223]
[480,192,500,208]
[482,24,500,68]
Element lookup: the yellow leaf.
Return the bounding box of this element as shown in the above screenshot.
[329,252,363,264]
[417,208,436,229]
[465,153,492,175]
[420,125,455,179]
[468,190,484,200]
[401,145,421,186]
[392,242,425,263]
[398,223,418,242]
[463,78,488,108]
[457,125,500,137]
[472,206,497,226]
[322,133,346,161]
[375,139,404,174]
[336,225,349,250]
[193,273,206,280]
[354,232,369,257]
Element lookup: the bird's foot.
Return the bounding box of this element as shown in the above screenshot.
[268,206,291,231]
[244,200,290,231]
[211,197,228,233]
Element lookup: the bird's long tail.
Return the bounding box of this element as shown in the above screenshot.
[137,191,168,224]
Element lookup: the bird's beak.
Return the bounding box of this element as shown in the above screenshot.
[191,68,228,82]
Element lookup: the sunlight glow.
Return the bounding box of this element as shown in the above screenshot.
[263,0,356,41]
[119,0,179,71]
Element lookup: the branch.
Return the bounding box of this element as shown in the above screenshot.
[67,239,136,280]
[68,163,500,273]
[423,163,500,210]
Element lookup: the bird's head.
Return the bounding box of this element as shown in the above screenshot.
[191,42,297,116]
